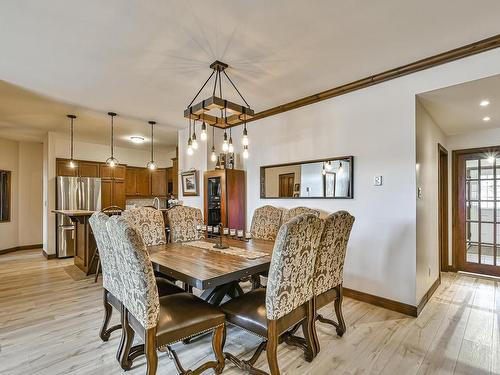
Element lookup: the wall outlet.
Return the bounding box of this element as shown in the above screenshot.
[374,176,383,186]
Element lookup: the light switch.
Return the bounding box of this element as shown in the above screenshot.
[374,176,383,186]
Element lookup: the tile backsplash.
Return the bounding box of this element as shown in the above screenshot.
[125,198,167,209]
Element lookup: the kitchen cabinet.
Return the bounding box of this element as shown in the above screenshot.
[100,164,126,180]
[126,167,151,196]
[151,168,167,197]
[57,160,78,177]
[171,157,178,197]
[78,162,99,177]
[101,179,126,209]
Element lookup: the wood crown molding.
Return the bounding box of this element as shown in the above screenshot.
[226,33,500,128]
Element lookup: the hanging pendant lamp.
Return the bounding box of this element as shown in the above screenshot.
[67,114,77,168]
[106,112,119,167]
[210,125,217,162]
[146,121,157,170]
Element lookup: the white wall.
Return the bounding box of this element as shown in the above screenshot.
[0,138,43,251]
[415,100,446,302]
[178,48,500,306]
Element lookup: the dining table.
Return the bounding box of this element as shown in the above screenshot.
[148,237,275,306]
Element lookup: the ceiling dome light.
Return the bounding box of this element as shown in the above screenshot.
[483,116,491,122]
[480,100,490,107]
[130,136,145,144]
[66,114,77,169]
[106,112,119,167]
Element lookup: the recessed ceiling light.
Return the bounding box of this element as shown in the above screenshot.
[483,116,491,122]
[480,100,490,107]
[130,136,145,143]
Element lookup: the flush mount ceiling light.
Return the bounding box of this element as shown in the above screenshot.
[184,60,253,157]
[130,136,145,144]
[483,116,491,122]
[67,114,77,169]
[480,100,490,107]
[106,112,119,167]
[146,121,157,170]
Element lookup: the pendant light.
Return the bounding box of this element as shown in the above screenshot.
[200,121,207,141]
[67,114,77,168]
[338,161,344,175]
[242,120,249,146]
[106,112,119,167]
[325,160,332,171]
[228,128,234,153]
[322,162,327,176]
[186,117,193,155]
[146,121,157,170]
[222,130,229,152]
[192,120,198,150]
[243,145,249,159]
[210,125,217,162]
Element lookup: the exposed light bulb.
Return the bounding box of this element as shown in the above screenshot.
[69,160,77,169]
[106,157,118,168]
[187,145,193,155]
[322,168,326,176]
[222,140,229,152]
[147,161,157,170]
[480,100,490,107]
[228,137,234,153]
[338,162,344,175]
[325,161,332,171]
[242,127,249,146]
[243,146,249,159]
[192,138,198,150]
[201,122,207,141]
[483,116,491,122]
[211,147,217,162]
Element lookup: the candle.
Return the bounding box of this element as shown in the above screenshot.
[237,230,244,238]
[245,232,252,239]
[207,226,213,233]
[202,225,207,231]
[223,228,229,235]
[230,229,236,236]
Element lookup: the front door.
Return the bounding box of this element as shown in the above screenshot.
[454,147,500,276]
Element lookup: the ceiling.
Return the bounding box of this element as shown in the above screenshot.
[1,1,500,145]
[418,74,500,135]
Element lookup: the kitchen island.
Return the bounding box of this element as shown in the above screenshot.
[53,210,97,274]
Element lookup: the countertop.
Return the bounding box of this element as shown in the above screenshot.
[52,210,96,217]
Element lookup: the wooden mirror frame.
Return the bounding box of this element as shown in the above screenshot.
[260,156,354,199]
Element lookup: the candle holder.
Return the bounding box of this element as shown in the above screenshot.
[213,223,229,249]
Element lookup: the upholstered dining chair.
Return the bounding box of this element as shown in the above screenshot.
[89,212,184,371]
[166,205,204,243]
[250,205,284,241]
[106,215,226,375]
[282,206,320,223]
[122,206,167,246]
[221,214,324,375]
[312,210,354,352]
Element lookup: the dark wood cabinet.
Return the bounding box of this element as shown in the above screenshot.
[100,164,126,180]
[56,160,78,177]
[204,169,245,230]
[101,179,113,209]
[101,179,126,209]
[78,162,100,177]
[136,168,150,196]
[151,168,167,197]
[125,168,137,196]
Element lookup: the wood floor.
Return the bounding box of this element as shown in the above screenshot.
[0,250,499,375]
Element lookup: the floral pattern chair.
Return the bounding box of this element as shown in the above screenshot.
[166,205,204,243]
[221,214,324,374]
[250,205,284,241]
[313,210,355,347]
[122,207,166,246]
[106,216,225,375]
[282,206,320,224]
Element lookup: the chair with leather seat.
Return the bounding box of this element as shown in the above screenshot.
[282,206,320,224]
[89,212,184,370]
[106,215,226,375]
[166,205,204,243]
[312,210,354,352]
[221,214,324,375]
[122,206,167,246]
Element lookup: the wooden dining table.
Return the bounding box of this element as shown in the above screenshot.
[148,237,275,305]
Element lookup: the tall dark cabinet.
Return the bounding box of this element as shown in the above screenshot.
[204,169,246,230]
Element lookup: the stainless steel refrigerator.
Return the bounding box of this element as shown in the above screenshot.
[56,176,101,258]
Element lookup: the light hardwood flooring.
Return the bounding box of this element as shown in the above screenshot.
[0,249,499,375]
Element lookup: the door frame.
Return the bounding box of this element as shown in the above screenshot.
[452,145,500,277]
[438,144,449,272]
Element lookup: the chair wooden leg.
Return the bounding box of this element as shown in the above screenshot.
[334,285,346,337]
[99,290,112,341]
[145,328,158,375]
[118,307,135,370]
[212,324,226,374]
[302,300,317,361]
[311,297,320,355]
[266,320,280,375]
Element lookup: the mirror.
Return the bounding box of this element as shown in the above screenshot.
[260,156,353,199]
[0,170,11,222]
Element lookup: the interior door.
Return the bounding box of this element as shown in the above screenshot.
[455,149,500,276]
[279,173,295,197]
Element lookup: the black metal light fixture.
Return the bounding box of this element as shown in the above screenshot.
[184,60,254,157]
[210,125,217,162]
[106,112,119,167]
[146,121,157,170]
[67,114,77,168]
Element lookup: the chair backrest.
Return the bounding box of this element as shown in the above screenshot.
[166,205,203,243]
[89,212,122,300]
[314,211,355,296]
[282,206,320,224]
[106,215,159,329]
[265,214,324,320]
[122,207,166,246]
[250,205,284,241]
